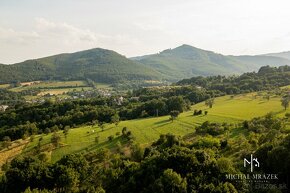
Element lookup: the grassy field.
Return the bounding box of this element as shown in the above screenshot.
[15,91,289,163]
[194,92,286,119]
[8,80,112,95]
[23,112,238,162]
[0,84,9,89]
[0,139,29,173]
[95,82,112,89]
[9,81,88,92]
[37,87,93,96]
[28,81,87,88]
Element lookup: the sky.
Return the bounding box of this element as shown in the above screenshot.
[1,0,290,64]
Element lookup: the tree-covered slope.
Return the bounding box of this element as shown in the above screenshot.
[132,44,290,81]
[0,48,162,84]
[132,44,249,81]
[232,55,290,69]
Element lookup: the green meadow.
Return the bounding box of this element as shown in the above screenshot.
[22,91,289,162]
[194,93,286,119]
[5,81,113,100]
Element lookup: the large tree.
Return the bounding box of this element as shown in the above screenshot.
[281,97,289,110]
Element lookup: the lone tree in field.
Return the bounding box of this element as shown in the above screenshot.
[95,136,100,144]
[122,127,128,136]
[169,110,180,122]
[51,132,61,148]
[2,136,11,149]
[99,122,105,132]
[205,98,215,108]
[281,97,289,110]
[111,113,120,127]
[63,126,70,139]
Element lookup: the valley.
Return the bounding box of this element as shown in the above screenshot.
[1,52,290,193]
[2,1,290,192]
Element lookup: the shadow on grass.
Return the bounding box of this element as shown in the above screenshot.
[154,119,170,126]
[71,136,127,154]
[273,109,286,115]
[94,125,119,135]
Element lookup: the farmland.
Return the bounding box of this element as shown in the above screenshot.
[19,91,289,162]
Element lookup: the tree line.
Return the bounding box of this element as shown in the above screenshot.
[0,96,190,141]
[176,65,290,94]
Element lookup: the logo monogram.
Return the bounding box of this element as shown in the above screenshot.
[244,154,259,172]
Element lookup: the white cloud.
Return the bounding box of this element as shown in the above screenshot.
[0,27,40,45]
[1,0,290,63]
[34,17,102,43]
[0,18,142,63]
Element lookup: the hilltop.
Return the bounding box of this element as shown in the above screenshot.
[1,45,290,84]
[0,48,162,84]
[132,44,290,80]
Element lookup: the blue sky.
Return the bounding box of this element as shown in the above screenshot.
[1,0,290,63]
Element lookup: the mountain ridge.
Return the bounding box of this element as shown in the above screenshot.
[131,44,290,80]
[1,45,290,84]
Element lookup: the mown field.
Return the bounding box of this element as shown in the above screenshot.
[0,84,9,89]
[37,87,93,96]
[19,91,289,163]
[0,81,113,100]
[194,92,286,119]
[8,81,87,92]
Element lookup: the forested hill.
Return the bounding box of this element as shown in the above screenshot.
[176,65,290,94]
[1,45,290,84]
[0,48,162,84]
[132,44,290,81]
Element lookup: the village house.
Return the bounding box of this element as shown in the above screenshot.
[0,105,9,112]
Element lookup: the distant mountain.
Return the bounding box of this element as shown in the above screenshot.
[263,51,290,60]
[132,44,290,80]
[0,48,162,84]
[231,55,290,69]
[131,45,247,81]
[1,45,290,84]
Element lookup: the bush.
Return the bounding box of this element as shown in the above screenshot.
[108,135,114,141]
[196,121,228,136]
[193,110,203,116]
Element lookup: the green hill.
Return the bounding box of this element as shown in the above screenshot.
[132,44,290,81]
[132,44,248,81]
[2,45,290,84]
[0,48,162,84]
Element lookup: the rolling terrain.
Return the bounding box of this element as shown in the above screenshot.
[7,90,288,163]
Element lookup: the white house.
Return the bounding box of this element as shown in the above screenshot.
[0,105,9,112]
